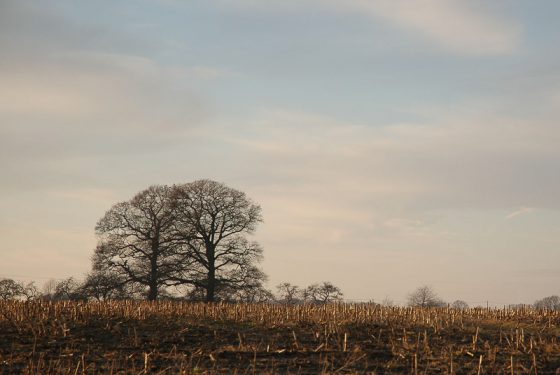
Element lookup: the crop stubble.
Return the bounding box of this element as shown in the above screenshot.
[0,301,559,374]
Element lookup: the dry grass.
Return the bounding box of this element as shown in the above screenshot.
[0,301,559,373]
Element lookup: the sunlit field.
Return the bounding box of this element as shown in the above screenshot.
[1,301,559,374]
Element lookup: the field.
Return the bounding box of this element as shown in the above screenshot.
[0,301,559,374]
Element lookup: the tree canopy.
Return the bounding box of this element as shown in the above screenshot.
[93,180,265,301]
[94,185,188,300]
[171,180,263,301]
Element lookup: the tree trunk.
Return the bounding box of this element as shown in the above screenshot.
[206,266,215,302]
[206,244,216,302]
[147,284,158,301]
[148,251,158,301]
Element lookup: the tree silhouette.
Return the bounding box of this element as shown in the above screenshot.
[171,180,264,302]
[407,286,445,307]
[303,282,343,304]
[92,180,265,301]
[94,185,190,300]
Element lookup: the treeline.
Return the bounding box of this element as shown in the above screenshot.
[403,285,560,310]
[2,277,558,311]
[0,277,345,304]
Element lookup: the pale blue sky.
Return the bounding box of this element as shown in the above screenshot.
[1,0,559,305]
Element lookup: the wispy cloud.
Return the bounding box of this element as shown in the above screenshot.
[218,0,521,56]
[506,207,535,220]
[338,0,521,56]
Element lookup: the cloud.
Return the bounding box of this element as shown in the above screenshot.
[0,50,204,125]
[506,207,534,220]
[347,0,520,56]
[0,1,234,197]
[0,1,212,194]
[0,75,94,117]
[0,51,206,194]
[218,0,520,56]
[212,108,560,213]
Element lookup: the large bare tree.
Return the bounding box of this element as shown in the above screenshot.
[94,185,189,300]
[172,180,264,302]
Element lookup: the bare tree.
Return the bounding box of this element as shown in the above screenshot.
[236,285,275,303]
[276,282,301,304]
[381,296,395,307]
[41,279,58,300]
[534,295,560,310]
[211,282,274,303]
[407,286,446,308]
[0,279,24,300]
[92,181,266,301]
[0,279,40,301]
[227,266,272,303]
[53,277,85,300]
[94,186,189,300]
[81,271,130,301]
[172,180,264,302]
[303,282,344,304]
[20,282,39,301]
[451,300,469,310]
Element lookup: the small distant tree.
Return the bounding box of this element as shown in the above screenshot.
[225,283,275,303]
[226,266,273,303]
[81,271,130,301]
[0,279,38,301]
[407,286,445,308]
[303,282,343,304]
[451,300,469,310]
[0,279,24,300]
[243,286,275,303]
[41,279,58,300]
[184,284,208,301]
[21,282,39,301]
[534,295,560,310]
[276,282,301,304]
[381,296,395,307]
[53,277,85,301]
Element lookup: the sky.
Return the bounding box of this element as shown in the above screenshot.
[1,0,559,306]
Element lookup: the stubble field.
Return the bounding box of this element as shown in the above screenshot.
[0,301,559,374]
